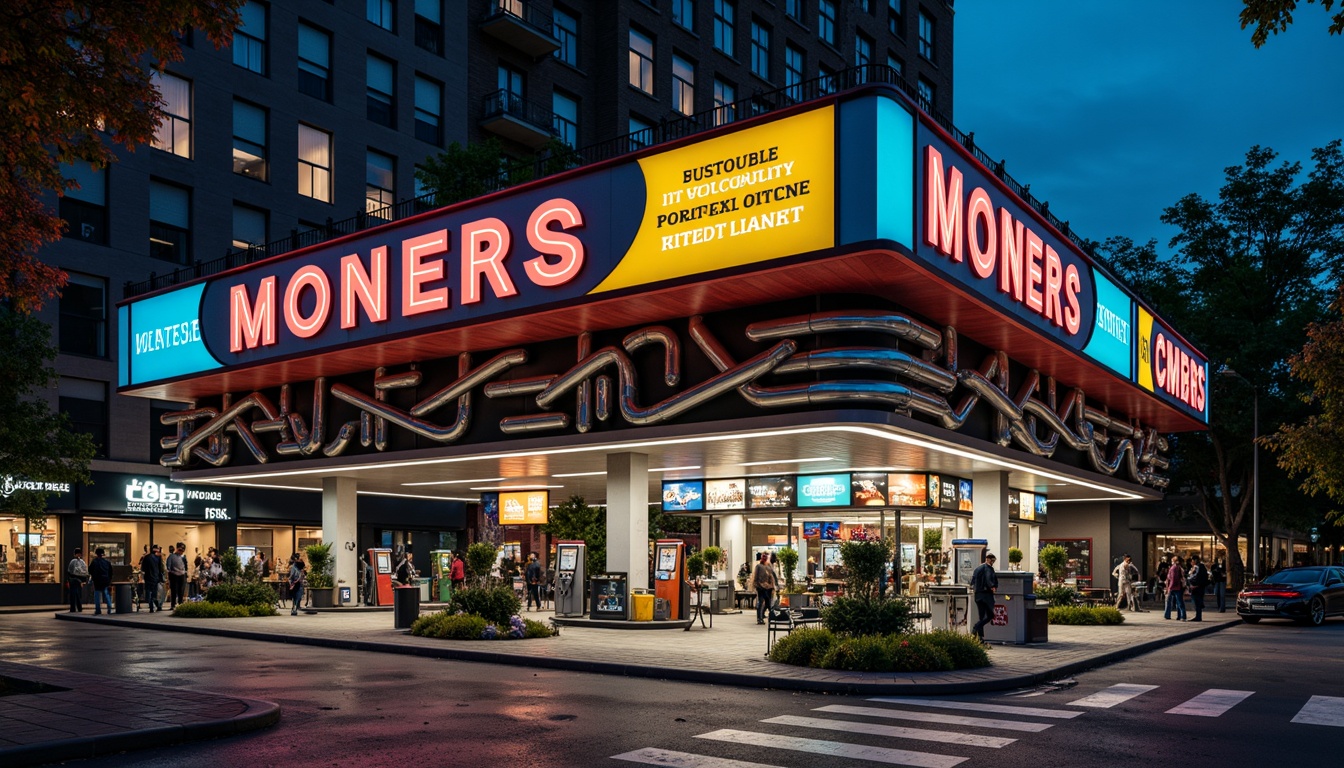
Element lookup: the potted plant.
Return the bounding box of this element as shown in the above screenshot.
[304,542,335,607]
[777,546,805,607]
[700,545,724,580]
[1039,543,1068,585]
[1008,547,1024,572]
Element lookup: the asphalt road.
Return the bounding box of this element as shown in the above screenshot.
[1,613,1340,767]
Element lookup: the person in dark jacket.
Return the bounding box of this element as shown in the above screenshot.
[89,548,114,615]
[525,553,544,611]
[139,545,165,612]
[1210,556,1228,612]
[1187,554,1210,622]
[970,552,999,642]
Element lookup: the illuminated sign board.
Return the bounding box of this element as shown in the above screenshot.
[499,490,549,524]
[1136,307,1208,422]
[1034,494,1049,524]
[1008,489,1047,524]
[705,479,746,510]
[797,474,851,508]
[661,481,705,512]
[850,473,888,506]
[748,476,795,508]
[1084,271,1134,378]
[79,472,236,521]
[887,473,929,506]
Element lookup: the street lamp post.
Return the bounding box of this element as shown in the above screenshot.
[1222,368,1259,582]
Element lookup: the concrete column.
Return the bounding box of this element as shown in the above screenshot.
[972,471,1010,563]
[955,517,970,540]
[322,476,358,599]
[606,453,649,589]
[1027,523,1041,577]
[720,513,746,586]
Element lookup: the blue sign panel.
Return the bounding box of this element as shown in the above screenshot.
[661,480,705,512]
[797,474,851,508]
[1084,271,1134,378]
[124,284,222,386]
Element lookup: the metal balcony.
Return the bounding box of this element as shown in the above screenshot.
[480,89,558,148]
[479,0,561,58]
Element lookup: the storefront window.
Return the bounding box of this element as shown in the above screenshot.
[85,519,215,570]
[1147,534,1239,574]
[4,518,61,584]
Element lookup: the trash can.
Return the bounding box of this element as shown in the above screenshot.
[631,593,654,621]
[113,582,134,614]
[926,584,970,633]
[393,586,420,629]
[985,573,1035,644]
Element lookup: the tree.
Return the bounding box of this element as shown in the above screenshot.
[1240,0,1344,47]
[416,139,508,208]
[541,495,606,579]
[1039,544,1068,585]
[0,1,242,312]
[0,309,97,526]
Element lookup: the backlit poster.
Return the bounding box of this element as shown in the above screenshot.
[748,476,796,508]
[958,478,974,512]
[797,474,851,507]
[1034,494,1048,524]
[939,477,959,510]
[662,480,705,512]
[499,490,549,524]
[887,473,929,506]
[851,473,888,506]
[1018,491,1036,522]
[1008,490,1022,521]
[705,479,746,510]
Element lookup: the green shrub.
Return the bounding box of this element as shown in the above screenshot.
[466,543,500,587]
[884,634,954,672]
[205,582,277,606]
[1039,544,1068,584]
[1035,585,1082,607]
[768,627,837,666]
[449,585,522,625]
[822,595,914,637]
[820,635,894,672]
[924,630,991,669]
[523,618,556,638]
[246,603,277,617]
[839,539,893,598]
[410,612,489,639]
[173,601,250,618]
[1048,605,1125,625]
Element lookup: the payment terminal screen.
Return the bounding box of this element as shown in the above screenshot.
[558,548,577,572]
[657,548,677,572]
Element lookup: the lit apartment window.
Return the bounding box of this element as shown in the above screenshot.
[59,273,107,358]
[367,54,395,127]
[818,0,836,46]
[629,116,653,149]
[232,1,266,74]
[713,78,735,126]
[786,0,802,22]
[232,204,267,251]
[713,0,734,56]
[553,7,578,66]
[149,180,190,264]
[297,124,332,202]
[150,72,191,158]
[59,162,107,245]
[552,90,578,146]
[917,77,935,109]
[232,101,268,181]
[629,29,654,94]
[919,11,935,60]
[297,23,331,101]
[750,21,770,80]
[60,378,107,458]
[367,0,394,31]
[888,0,903,36]
[672,0,694,31]
[672,55,695,115]
[415,0,442,54]
[414,76,442,145]
[784,45,804,100]
[366,150,395,218]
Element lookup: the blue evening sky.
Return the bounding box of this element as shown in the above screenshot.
[953,1,1344,253]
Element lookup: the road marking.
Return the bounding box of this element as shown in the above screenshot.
[1165,689,1254,717]
[868,697,1083,720]
[1068,684,1160,708]
[1292,696,1344,727]
[815,704,1055,733]
[612,747,784,768]
[762,715,1016,748]
[696,729,967,767]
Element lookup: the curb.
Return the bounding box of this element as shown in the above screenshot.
[53,611,1240,695]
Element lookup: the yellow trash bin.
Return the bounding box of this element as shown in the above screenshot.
[632,592,654,622]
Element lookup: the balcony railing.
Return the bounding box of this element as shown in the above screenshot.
[479,88,559,147]
[479,0,560,57]
[125,64,1106,299]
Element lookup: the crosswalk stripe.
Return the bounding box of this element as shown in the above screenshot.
[611,747,785,768]
[867,697,1083,720]
[696,729,967,767]
[815,704,1055,733]
[1165,689,1254,717]
[1291,695,1344,727]
[1068,683,1160,708]
[762,715,1016,748]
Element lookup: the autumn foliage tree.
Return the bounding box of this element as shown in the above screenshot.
[0,1,242,311]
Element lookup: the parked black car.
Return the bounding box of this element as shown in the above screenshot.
[1237,566,1344,626]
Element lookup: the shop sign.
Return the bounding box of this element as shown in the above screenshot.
[1084,271,1134,379]
[705,479,746,510]
[499,490,548,524]
[1,475,72,499]
[850,473,888,506]
[887,473,929,506]
[747,476,795,509]
[80,473,235,521]
[797,474,851,508]
[661,480,705,512]
[1136,307,1209,422]
[1034,494,1049,524]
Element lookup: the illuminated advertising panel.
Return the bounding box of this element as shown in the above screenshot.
[499,490,549,524]
[1008,490,1022,521]
[1136,306,1209,423]
[850,473,888,506]
[122,284,222,386]
[1084,271,1134,378]
[957,478,974,512]
[1018,491,1036,522]
[1034,494,1049,524]
[78,472,236,521]
[705,479,746,510]
[797,474,851,508]
[747,476,796,508]
[661,480,704,512]
[939,477,959,510]
[887,473,929,506]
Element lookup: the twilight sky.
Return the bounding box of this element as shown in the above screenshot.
[953,1,1344,253]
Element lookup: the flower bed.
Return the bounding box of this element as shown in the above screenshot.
[410,611,557,640]
[1047,605,1125,625]
[768,628,990,672]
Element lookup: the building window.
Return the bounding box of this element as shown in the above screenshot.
[888,53,903,79]
[553,7,578,66]
[786,0,802,22]
[629,29,654,94]
[232,100,268,181]
[713,0,734,57]
[783,45,805,100]
[552,90,578,146]
[498,63,525,105]
[413,76,442,146]
[366,150,394,218]
[629,116,654,149]
[818,0,836,46]
[367,0,394,31]
[149,180,190,264]
[750,21,770,80]
[367,54,395,127]
[713,78,735,126]
[59,162,107,245]
[232,1,266,74]
[857,0,870,12]
[297,124,332,202]
[297,23,331,101]
[818,63,837,95]
[59,273,106,358]
[919,10,935,60]
[888,0,903,35]
[232,204,267,251]
[916,77,935,109]
[414,0,442,55]
[150,72,191,158]
[59,378,107,459]
[672,55,695,115]
[856,32,872,68]
[672,0,694,31]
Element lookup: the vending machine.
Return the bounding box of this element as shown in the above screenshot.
[367,547,394,606]
[554,541,586,617]
[653,539,688,621]
[952,539,989,587]
[431,550,454,602]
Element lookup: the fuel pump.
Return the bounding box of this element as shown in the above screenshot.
[653,539,687,621]
[367,547,394,606]
[554,541,586,617]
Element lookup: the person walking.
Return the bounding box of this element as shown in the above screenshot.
[1187,554,1209,621]
[89,548,114,615]
[970,552,999,642]
[165,543,188,608]
[287,553,307,616]
[752,552,777,624]
[1112,554,1143,612]
[450,551,466,592]
[66,548,88,613]
[139,545,165,612]
[1164,555,1188,620]
[525,553,543,611]
[1210,556,1228,612]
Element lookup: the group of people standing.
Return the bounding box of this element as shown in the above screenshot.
[1159,553,1227,621]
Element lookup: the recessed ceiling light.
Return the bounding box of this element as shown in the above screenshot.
[650,465,701,472]
[403,477,506,487]
[740,457,833,467]
[552,471,607,478]
[469,484,565,491]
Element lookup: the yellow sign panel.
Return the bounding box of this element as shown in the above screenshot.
[1136,306,1154,393]
[499,491,549,525]
[594,106,836,293]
